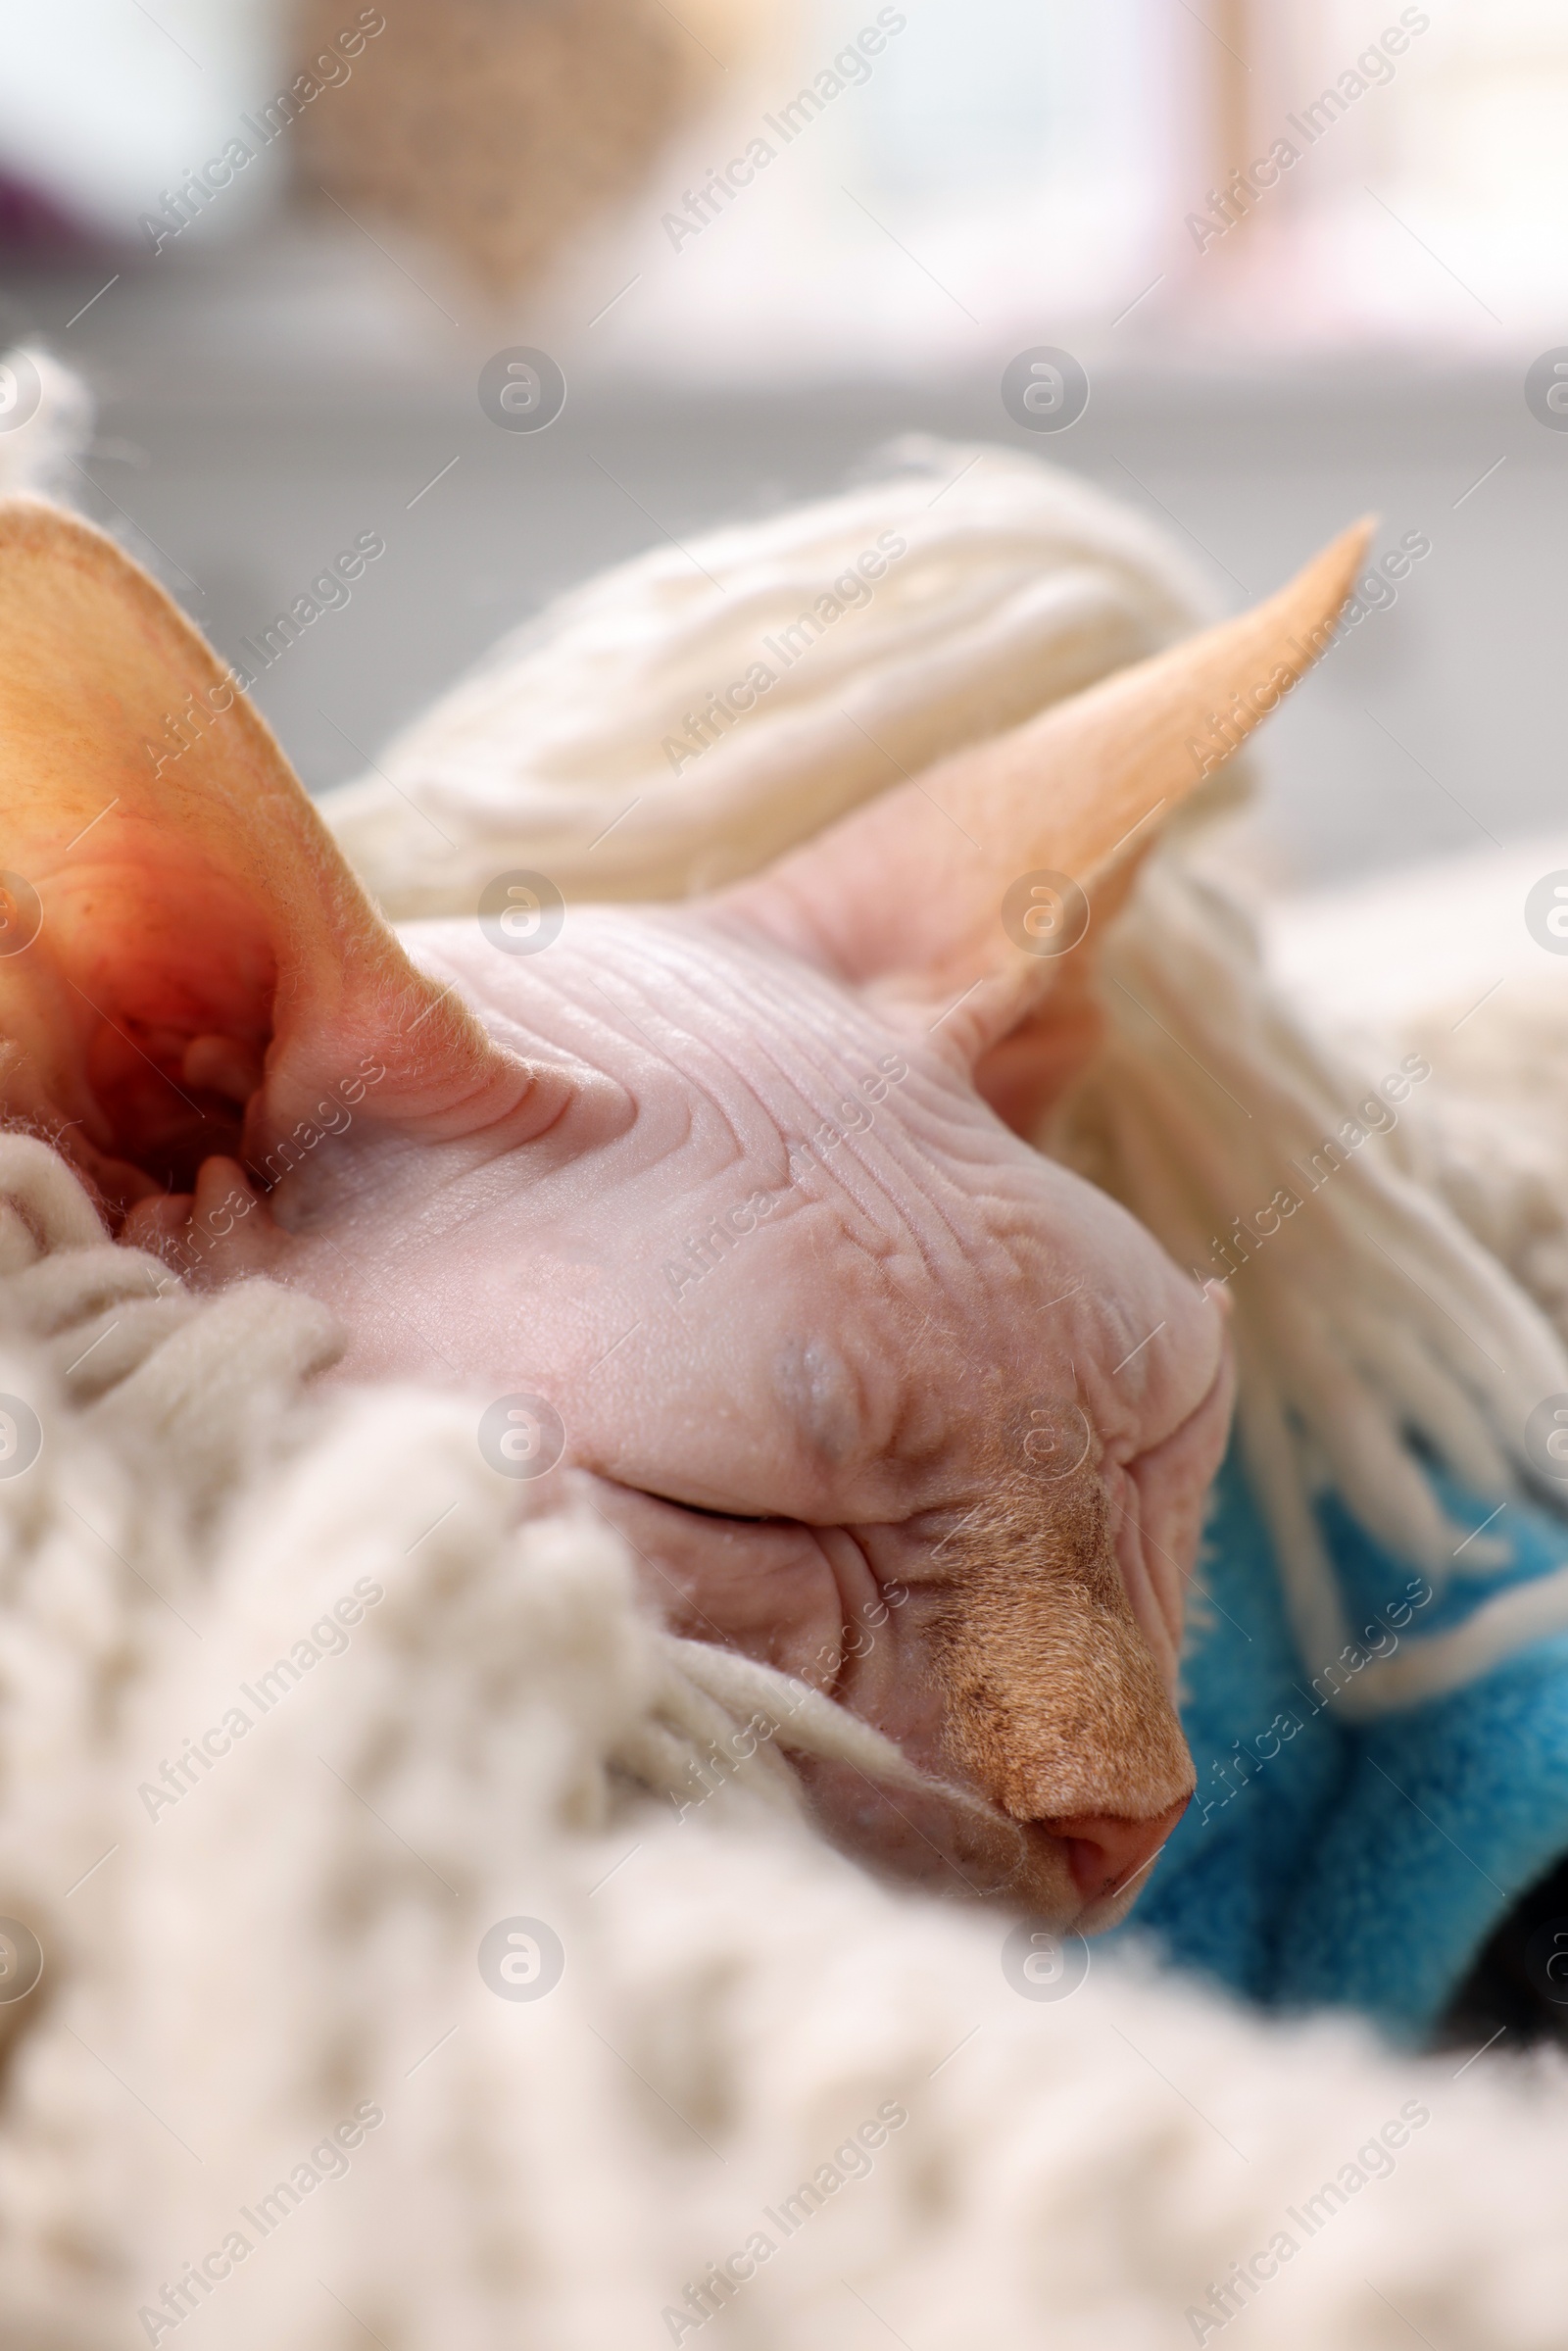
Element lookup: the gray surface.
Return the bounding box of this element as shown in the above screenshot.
[4,234,1563,890]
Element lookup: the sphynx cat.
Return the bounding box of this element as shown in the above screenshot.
[0,500,1367,1930]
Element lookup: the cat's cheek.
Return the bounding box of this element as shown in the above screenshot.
[1110,1345,1236,1692]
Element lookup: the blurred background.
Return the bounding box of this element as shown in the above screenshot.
[0,0,1563,892]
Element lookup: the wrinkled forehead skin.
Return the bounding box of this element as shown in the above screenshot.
[356,906,1218,1536]
[0,496,1366,1934]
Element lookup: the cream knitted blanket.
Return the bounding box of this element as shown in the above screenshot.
[5,375,1568,2349]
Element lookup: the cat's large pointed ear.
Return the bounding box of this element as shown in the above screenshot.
[717,520,1371,1113]
[0,499,568,1206]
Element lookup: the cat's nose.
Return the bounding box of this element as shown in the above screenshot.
[1044,1796,1190,1904]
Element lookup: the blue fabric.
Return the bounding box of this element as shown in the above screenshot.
[1111,1441,1568,2039]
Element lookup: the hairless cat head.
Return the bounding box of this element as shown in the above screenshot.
[0,499,1367,1930]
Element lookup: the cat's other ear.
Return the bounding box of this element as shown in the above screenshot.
[0,499,574,1205]
[717,520,1371,1132]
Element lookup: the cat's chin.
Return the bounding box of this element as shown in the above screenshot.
[789,1751,1159,1935]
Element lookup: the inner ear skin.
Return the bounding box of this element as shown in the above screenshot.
[965,842,1148,1142]
[22,836,280,1199]
[83,1023,251,1194]
[970,978,1104,1140]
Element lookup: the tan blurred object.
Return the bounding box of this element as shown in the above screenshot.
[291,0,733,294]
